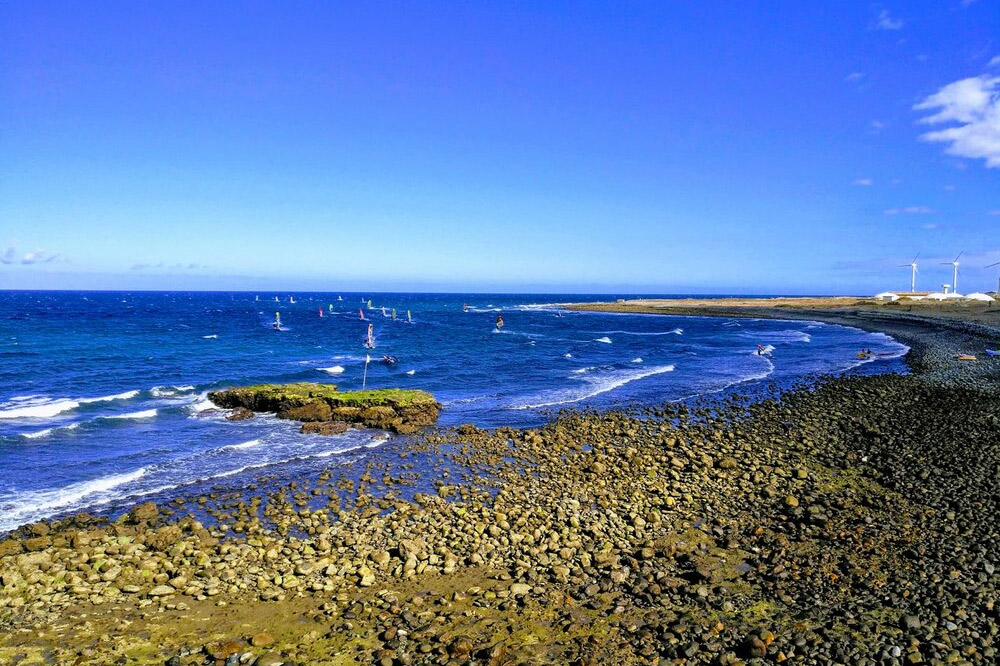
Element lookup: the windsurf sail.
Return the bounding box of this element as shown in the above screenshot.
[392,308,397,320]
[359,308,365,320]
[364,323,375,349]
[272,312,282,329]
[318,308,324,318]
[406,310,412,324]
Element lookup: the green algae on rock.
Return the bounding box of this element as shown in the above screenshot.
[208,383,441,434]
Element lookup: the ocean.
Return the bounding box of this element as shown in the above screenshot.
[0,291,908,533]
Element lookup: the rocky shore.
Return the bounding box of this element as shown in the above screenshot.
[1,313,998,665]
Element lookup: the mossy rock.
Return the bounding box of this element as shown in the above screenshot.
[208,383,440,433]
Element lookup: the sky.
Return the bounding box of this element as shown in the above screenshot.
[1,1,998,294]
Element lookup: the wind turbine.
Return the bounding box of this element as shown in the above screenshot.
[898,254,919,292]
[987,261,1000,294]
[940,252,963,294]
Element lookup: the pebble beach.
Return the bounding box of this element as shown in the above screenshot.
[1,303,998,666]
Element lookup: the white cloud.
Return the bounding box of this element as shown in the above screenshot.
[21,250,61,264]
[853,178,873,186]
[884,206,933,215]
[943,184,956,191]
[914,75,1000,168]
[872,9,903,31]
[921,223,938,230]
[845,72,865,83]
[870,120,886,133]
[989,56,1000,68]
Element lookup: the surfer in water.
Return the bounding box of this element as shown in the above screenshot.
[272,312,282,330]
[496,315,504,331]
[756,344,770,356]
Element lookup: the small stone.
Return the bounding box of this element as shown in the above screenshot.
[784,495,799,508]
[251,632,275,647]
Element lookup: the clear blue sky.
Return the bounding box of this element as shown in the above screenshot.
[1,1,998,294]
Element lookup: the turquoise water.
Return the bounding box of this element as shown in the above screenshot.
[0,291,907,532]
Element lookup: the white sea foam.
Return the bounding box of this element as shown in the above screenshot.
[601,328,683,336]
[79,390,140,404]
[220,438,262,451]
[631,357,643,363]
[202,334,218,339]
[405,369,416,375]
[21,422,80,439]
[0,398,80,420]
[150,385,195,398]
[564,353,573,358]
[319,366,345,374]
[514,364,676,410]
[594,336,612,344]
[105,408,158,420]
[0,467,147,532]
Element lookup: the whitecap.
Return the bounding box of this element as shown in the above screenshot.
[594,336,612,344]
[564,353,573,358]
[318,366,345,374]
[219,439,262,451]
[150,385,195,398]
[0,467,147,533]
[79,390,140,404]
[513,364,676,410]
[21,422,79,439]
[0,398,80,420]
[104,408,158,420]
[631,358,643,363]
[202,334,218,339]
[405,369,416,375]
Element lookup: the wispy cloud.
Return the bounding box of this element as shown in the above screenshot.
[988,210,1000,216]
[1,243,63,265]
[872,9,903,31]
[914,74,1000,168]
[131,262,208,271]
[853,178,873,186]
[922,223,938,230]
[884,206,933,215]
[870,119,886,133]
[845,72,865,83]
[989,56,1000,68]
[22,250,60,264]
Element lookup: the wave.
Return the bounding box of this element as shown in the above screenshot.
[104,408,158,420]
[150,385,195,398]
[405,369,416,375]
[513,364,676,410]
[0,467,147,532]
[21,422,80,439]
[564,353,573,358]
[79,390,140,404]
[202,334,218,339]
[0,398,80,420]
[319,366,345,374]
[600,328,683,336]
[219,438,262,451]
[631,357,643,363]
[594,336,613,344]
[571,367,597,374]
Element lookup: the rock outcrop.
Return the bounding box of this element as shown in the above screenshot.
[208,383,440,434]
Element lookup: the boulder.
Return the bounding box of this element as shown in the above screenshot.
[300,421,350,436]
[226,407,255,421]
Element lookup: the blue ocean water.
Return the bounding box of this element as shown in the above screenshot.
[0,291,908,532]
